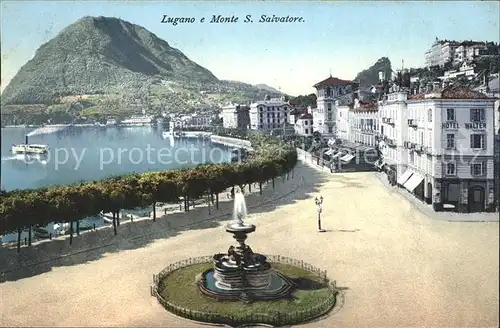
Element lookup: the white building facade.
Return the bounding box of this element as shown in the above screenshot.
[335,105,350,141]
[348,99,379,147]
[312,76,357,138]
[221,103,250,129]
[425,39,459,67]
[249,95,292,132]
[294,113,313,136]
[379,88,497,212]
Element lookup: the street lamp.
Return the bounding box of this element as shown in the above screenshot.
[314,196,326,232]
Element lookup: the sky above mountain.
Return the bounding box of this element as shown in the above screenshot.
[1,1,499,96]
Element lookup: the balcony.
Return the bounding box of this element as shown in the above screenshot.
[414,144,424,153]
[407,119,418,128]
[386,138,397,147]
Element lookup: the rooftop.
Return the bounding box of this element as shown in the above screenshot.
[350,100,378,112]
[313,76,354,88]
[298,113,313,120]
[408,86,491,100]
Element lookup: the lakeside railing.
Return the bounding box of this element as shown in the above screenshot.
[151,255,338,327]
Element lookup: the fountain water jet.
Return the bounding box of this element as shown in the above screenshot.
[232,190,247,226]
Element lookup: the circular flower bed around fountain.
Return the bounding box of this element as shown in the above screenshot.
[151,257,338,327]
[151,189,338,327]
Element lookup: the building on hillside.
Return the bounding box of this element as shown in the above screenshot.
[294,113,313,136]
[425,39,459,67]
[221,103,250,129]
[379,86,497,213]
[348,99,379,147]
[442,61,478,81]
[249,95,293,133]
[312,75,358,137]
[426,39,494,67]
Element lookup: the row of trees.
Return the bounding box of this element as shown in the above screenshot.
[0,133,297,251]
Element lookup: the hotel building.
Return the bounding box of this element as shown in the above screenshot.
[221,103,250,129]
[249,95,293,133]
[379,87,497,212]
[312,76,358,138]
[348,99,379,147]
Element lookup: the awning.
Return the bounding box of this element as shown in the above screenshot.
[340,154,355,163]
[397,169,414,185]
[404,173,424,192]
[325,149,334,156]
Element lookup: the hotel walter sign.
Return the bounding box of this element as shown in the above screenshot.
[441,122,486,129]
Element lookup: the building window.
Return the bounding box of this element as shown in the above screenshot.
[328,113,332,120]
[328,126,333,133]
[305,128,308,134]
[305,120,308,125]
[428,108,432,122]
[470,162,486,176]
[470,108,485,122]
[327,103,332,111]
[470,134,485,149]
[446,162,456,175]
[446,134,455,149]
[446,108,455,121]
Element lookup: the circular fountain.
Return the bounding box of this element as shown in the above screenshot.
[199,189,296,302]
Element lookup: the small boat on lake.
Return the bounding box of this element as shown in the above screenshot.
[12,144,49,154]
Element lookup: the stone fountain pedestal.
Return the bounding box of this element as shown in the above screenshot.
[213,222,271,290]
[198,194,296,302]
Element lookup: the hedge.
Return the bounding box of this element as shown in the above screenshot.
[0,133,297,240]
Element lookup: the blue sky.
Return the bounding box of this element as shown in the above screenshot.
[1,1,499,96]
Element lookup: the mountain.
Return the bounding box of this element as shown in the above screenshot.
[254,84,282,94]
[1,16,273,124]
[354,57,392,87]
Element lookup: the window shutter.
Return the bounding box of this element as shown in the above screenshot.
[481,108,485,121]
[482,135,485,149]
[470,163,474,176]
[470,135,474,148]
[470,109,474,121]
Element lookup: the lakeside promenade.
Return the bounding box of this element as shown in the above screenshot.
[0,163,498,327]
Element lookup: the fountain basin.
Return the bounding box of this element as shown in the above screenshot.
[199,268,297,302]
[225,222,256,234]
[213,253,272,290]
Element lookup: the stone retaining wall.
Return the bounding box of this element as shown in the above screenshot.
[210,135,253,150]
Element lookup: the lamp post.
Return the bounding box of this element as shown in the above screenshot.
[314,196,325,232]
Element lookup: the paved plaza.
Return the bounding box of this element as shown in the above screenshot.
[0,163,498,327]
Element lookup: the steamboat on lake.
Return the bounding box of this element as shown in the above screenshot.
[11,136,49,154]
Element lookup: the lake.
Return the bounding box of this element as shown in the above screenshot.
[0,125,233,243]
